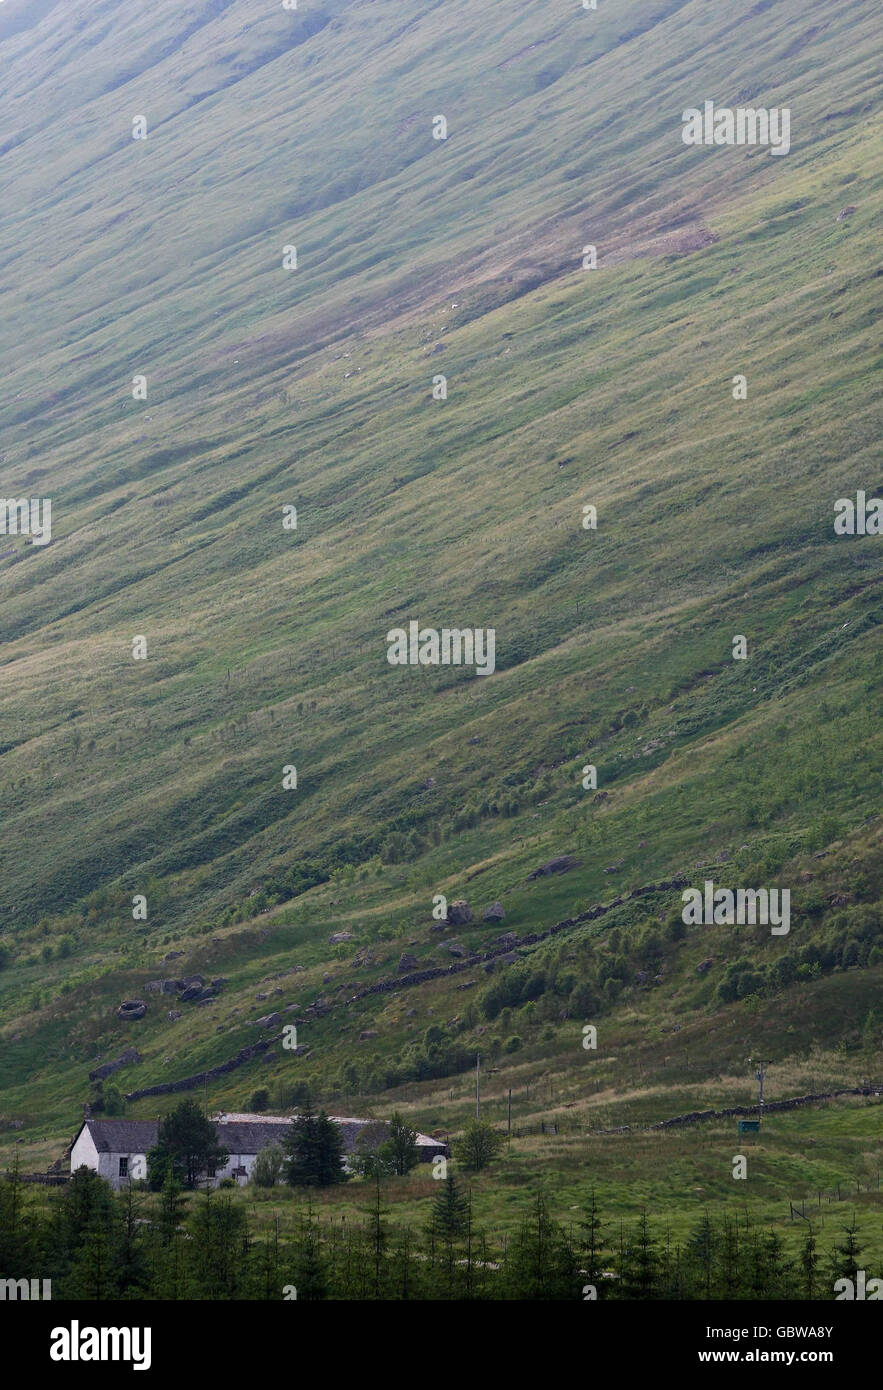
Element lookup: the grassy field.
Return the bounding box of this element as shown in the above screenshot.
[0,0,880,1273]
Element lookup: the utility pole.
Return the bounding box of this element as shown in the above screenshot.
[476,1054,481,1121]
[507,1088,512,1135]
[749,1057,772,1125]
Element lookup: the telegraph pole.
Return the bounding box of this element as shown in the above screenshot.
[476,1053,481,1121]
[749,1057,772,1124]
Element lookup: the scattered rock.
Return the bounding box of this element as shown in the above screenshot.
[836,205,857,220]
[398,952,419,973]
[527,855,581,880]
[446,900,472,925]
[166,1010,182,1021]
[254,1012,281,1029]
[359,1029,379,1041]
[179,982,208,1003]
[696,959,714,976]
[482,902,504,922]
[329,931,354,945]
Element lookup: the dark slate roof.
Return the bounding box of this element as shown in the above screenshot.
[83,1120,158,1152]
[218,1121,293,1154]
[80,1115,428,1157]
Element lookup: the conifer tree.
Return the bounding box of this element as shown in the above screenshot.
[283,1106,348,1187]
[579,1189,607,1295]
[620,1210,660,1300]
[800,1226,820,1300]
[426,1171,468,1297]
[147,1098,229,1190]
[503,1190,577,1300]
[830,1218,863,1290]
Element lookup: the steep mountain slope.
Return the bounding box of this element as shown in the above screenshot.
[0,0,880,1220]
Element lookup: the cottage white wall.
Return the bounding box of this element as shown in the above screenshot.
[70,1128,99,1174]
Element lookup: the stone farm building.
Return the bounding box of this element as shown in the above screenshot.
[70,1113,447,1189]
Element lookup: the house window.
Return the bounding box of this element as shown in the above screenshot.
[119,1157,128,1177]
[206,1161,216,1178]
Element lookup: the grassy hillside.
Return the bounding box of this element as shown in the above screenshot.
[0,0,880,1264]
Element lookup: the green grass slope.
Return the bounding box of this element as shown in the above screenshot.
[0,0,880,1245]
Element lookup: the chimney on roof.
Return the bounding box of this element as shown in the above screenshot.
[83,1102,91,1120]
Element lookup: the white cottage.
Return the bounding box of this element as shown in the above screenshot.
[70,1119,156,1187]
[69,1114,447,1189]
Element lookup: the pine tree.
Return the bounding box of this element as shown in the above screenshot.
[426,1172,467,1297]
[579,1189,607,1295]
[503,1190,577,1300]
[188,1187,248,1299]
[830,1217,863,1290]
[686,1211,716,1299]
[621,1210,660,1300]
[293,1203,329,1300]
[0,1153,34,1274]
[116,1183,148,1298]
[718,1216,743,1298]
[800,1226,820,1299]
[150,1169,189,1299]
[146,1098,229,1189]
[283,1106,348,1187]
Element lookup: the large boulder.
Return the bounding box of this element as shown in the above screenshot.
[398,952,419,973]
[446,900,472,925]
[117,1000,146,1021]
[179,982,206,1002]
[482,902,505,922]
[254,1012,281,1029]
